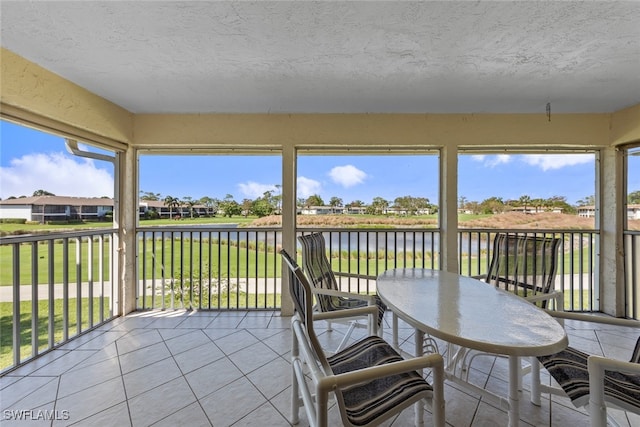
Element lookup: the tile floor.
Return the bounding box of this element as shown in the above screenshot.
[1,310,638,427]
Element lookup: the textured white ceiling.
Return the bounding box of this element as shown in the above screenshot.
[1,1,639,114]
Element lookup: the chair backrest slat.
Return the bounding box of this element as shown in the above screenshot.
[280,249,332,371]
[485,233,561,308]
[630,336,640,364]
[298,232,340,312]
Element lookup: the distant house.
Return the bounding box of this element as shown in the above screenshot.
[509,206,563,214]
[298,205,344,215]
[0,196,210,223]
[138,200,209,218]
[578,204,640,219]
[0,195,113,223]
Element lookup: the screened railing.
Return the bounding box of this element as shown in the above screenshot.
[135,226,600,313]
[0,229,117,373]
[459,229,599,312]
[624,230,640,319]
[1,225,625,373]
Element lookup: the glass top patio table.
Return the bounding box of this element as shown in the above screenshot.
[376,268,568,427]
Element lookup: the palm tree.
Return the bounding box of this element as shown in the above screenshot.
[183,196,196,219]
[140,191,161,201]
[519,195,531,213]
[329,196,343,214]
[163,195,179,219]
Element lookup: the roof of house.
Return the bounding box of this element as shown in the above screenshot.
[0,195,114,207]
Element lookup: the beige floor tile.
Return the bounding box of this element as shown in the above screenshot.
[1,376,59,410]
[117,342,171,374]
[57,356,122,398]
[54,377,126,426]
[115,329,164,355]
[172,341,225,374]
[128,377,196,426]
[199,377,267,426]
[228,341,279,374]
[3,310,638,427]
[246,357,292,400]
[213,329,259,355]
[232,401,289,426]
[123,357,182,398]
[150,401,211,427]
[68,401,130,427]
[184,357,243,399]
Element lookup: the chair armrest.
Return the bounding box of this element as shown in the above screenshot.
[312,304,379,322]
[335,272,377,281]
[524,290,564,310]
[588,354,640,377]
[322,353,444,389]
[587,355,640,424]
[543,310,640,328]
[310,287,377,304]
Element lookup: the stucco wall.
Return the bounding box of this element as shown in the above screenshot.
[0,205,32,220]
[133,113,613,150]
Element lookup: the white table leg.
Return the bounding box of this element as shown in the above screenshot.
[392,312,399,350]
[530,356,541,406]
[415,328,425,426]
[508,356,520,427]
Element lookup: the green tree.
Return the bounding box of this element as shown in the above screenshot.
[519,195,531,213]
[199,196,219,217]
[163,195,179,219]
[251,197,275,217]
[576,195,596,207]
[480,196,505,214]
[241,198,253,217]
[628,190,640,204]
[33,189,55,196]
[220,194,242,217]
[458,196,468,210]
[182,196,196,219]
[369,197,389,215]
[393,195,430,215]
[140,191,161,201]
[305,194,324,207]
[329,196,343,214]
[273,185,282,214]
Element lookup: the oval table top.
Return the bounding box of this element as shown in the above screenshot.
[377,268,568,357]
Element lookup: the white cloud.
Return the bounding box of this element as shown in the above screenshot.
[471,154,512,167]
[237,181,278,199]
[522,154,593,171]
[0,153,113,199]
[297,176,322,198]
[328,165,367,187]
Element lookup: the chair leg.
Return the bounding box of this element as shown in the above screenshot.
[291,327,300,425]
[530,357,541,406]
[337,321,357,352]
[392,312,399,350]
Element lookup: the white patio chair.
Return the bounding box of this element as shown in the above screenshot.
[537,336,640,427]
[458,233,563,385]
[298,232,387,352]
[280,248,445,427]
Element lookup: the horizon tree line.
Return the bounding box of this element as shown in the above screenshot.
[3,189,640,218]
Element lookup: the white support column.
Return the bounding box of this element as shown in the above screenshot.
[440,146,459,273]
[114,147,138,315]
[280,144,296,316]
[598,147,626,316]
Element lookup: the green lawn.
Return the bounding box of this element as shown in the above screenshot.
[0,216,258,235]
[0,297,111,371]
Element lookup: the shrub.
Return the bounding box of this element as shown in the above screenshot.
[0,218,27,224]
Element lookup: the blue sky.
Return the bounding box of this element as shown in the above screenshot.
[1,120,638,205]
